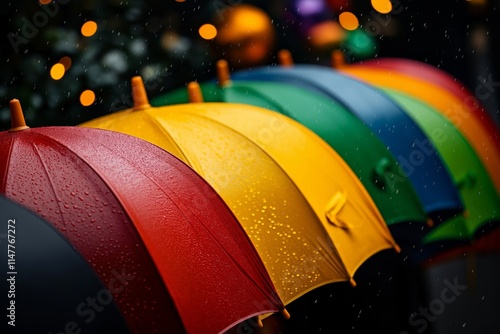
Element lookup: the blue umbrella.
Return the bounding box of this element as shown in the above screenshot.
[232,64,463,223]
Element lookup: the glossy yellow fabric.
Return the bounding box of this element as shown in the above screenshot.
[81,104,350,304]
[182,103,398,277]
[340,67,500,195]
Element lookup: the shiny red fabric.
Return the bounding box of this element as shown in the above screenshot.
[0,127,283,334]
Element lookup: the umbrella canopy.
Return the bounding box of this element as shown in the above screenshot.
[0,195,129,333]
[335,61,500,195]
[81,77,356,306]
[0,100,286,334]
[358,57,500,128]
[162,81,399,271]
[151,69,428,237]
[231,62,463,224]
[382,89,500,244]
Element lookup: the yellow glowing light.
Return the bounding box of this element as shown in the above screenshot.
[81,21,98,37]
[339,12,359,31]
[50,63,65,80]
[371,0,393,14]
[199,24,217,40]
[80,90,96,106]
[59,56,72,71]
[39,0,52,4]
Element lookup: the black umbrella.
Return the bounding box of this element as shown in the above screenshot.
[0,195,129,334]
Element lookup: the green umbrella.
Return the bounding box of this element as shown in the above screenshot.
[382,88,500,243]
[151,79,428,232]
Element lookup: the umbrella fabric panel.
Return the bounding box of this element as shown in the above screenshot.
[60,127,285,333]
[1,126,286,334]
[82,107,351,305]
[232,66,463,222]
[383,89,500,242]
[340,66,500,196]
[0,195,130,334]
[0,129,184,334]
[359,57,500,131]
[152,81,427,227]
[179,102,399,276]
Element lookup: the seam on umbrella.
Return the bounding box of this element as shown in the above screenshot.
[32,129,187,332]
[31,141,67,226]
[181,108,351,277]
[141,111,195,168]
[75,130,284,328]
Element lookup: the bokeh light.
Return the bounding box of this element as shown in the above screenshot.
[59,56,72,71]
[81,21,98,37]
[371,0,393,14]
[339,12,359,31]
[199,24,217,40]
[39,0,52,4]
[80,90,96,106]
[50,63,65,80]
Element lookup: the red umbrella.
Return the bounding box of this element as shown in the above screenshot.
[0,99,286,334]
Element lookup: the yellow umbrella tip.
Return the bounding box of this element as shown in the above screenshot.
[131,76,151,110]
[349,278,357,287]
[394,243,401,253]
[187,82,204,103]
[331,50,346,68]
[216,59,231,87]
[281,308,291,320]
[278,49,294,67]
[9,99,30,132]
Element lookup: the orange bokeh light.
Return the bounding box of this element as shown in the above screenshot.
[81,21,98,37]
[371,0,393,14]
[50,63,65,80]
[199,24,217,40]
[339,12,359,31]
[80,90,96,106]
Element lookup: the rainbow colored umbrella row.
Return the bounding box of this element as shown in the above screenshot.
[1,53,498,333]
[152,54,500,259]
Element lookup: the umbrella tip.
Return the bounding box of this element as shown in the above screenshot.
[331,50,346,69]
[349,278,357,287]
[216,59,231,87]
[278,49,294,67]
[281,308,291,320]
[187,82,204,103]
[253,316,264,328]
[394,243,401,253]
[9,99,30,132]
[131,76,151,111]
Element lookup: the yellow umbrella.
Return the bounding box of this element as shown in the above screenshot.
[332,54,500,195]
[184,82,399,276]
[82,77,400,305]
[82,77,354,308]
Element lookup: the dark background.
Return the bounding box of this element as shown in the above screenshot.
[1,0,499,131]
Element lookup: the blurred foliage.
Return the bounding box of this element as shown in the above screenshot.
[1,0,498,130]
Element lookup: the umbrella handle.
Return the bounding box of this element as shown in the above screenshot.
[371,157,392,190]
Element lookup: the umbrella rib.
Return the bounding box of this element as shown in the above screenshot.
[231,85,294,119]
[142,111,196,168]
[182,110,352,278]
[99,139,281,304]
[31,142,67,227]
[83,138,286,318]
